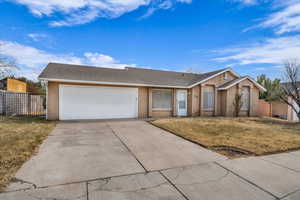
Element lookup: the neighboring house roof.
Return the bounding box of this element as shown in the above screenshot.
[39,63,239,88]
[218,76,266,91]
[281,82,300,90]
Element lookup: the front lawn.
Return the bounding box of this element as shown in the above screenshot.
[151,117,300,158]
[0,117,56,191]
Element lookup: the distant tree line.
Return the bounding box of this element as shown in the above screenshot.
[256,74,281,102]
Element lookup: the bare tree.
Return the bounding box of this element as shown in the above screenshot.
[0,56,19,79]
[280,59,300,121]
[233,92,243,117]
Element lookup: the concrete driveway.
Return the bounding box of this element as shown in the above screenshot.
[1,120,300,200]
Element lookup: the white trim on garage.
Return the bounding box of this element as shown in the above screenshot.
[59,84,138,120]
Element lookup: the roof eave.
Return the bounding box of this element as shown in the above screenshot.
[39,78,189,89]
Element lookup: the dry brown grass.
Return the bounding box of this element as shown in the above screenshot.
[0,117,56,191]
[151,117,300,157]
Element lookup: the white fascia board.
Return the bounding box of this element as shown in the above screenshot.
[39,78,188,89]
[187,68,240,88]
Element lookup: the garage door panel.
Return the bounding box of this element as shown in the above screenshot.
[59,85,138,120]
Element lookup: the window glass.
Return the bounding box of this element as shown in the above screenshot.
[152,89,172,109]
[203,86,215,110]
[179,100,186,109]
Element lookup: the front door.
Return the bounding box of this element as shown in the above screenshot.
[177,90,187,116]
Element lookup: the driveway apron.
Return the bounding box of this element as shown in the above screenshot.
[13,121,145,187]
[107,120,226,171]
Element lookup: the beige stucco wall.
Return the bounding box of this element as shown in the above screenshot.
[47,82,59,120]
[152,110,173,117]
[199,71,239,116]
[225,85,237,117]
[225,79,260,117]
[202,71,236,86]
[189,86,200,116]
[47,81,148,120]
[187,86,202,117]
[251,87,260,117]
[138,87,148,118]
[218,90,227,116]
[47,71,261,120]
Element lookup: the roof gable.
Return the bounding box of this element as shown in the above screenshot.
[218,76,266,91]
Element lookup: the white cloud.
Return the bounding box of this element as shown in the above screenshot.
[141,0,173,19]
[0,40,82,68]
[27,33,47,42]
[84,52,135,68]
[0,40,136,79]
[214,35,300,65]
[8,0,192,27]
[229,0,258,5]
[258,0,300,34]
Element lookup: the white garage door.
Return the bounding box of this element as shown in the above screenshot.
[59,85,138,120]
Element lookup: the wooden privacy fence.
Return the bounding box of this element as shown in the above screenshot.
[258,99,289,120]
[0,91,46,117]
[258,99,272,117]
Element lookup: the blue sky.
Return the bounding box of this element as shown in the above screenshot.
[1,0,300,80]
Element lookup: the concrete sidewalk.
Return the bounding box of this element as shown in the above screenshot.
[1,120,300,200]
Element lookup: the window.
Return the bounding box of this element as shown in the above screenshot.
[241,87,250,110]
[152,89,172,110]
[203,86,215,110]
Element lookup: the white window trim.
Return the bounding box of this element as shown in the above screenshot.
[152,89,173,110]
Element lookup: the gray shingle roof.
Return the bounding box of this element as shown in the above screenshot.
[218,76,247,90]
[39,63,230,88]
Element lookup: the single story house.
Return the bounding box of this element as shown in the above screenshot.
[39,63,266,120]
